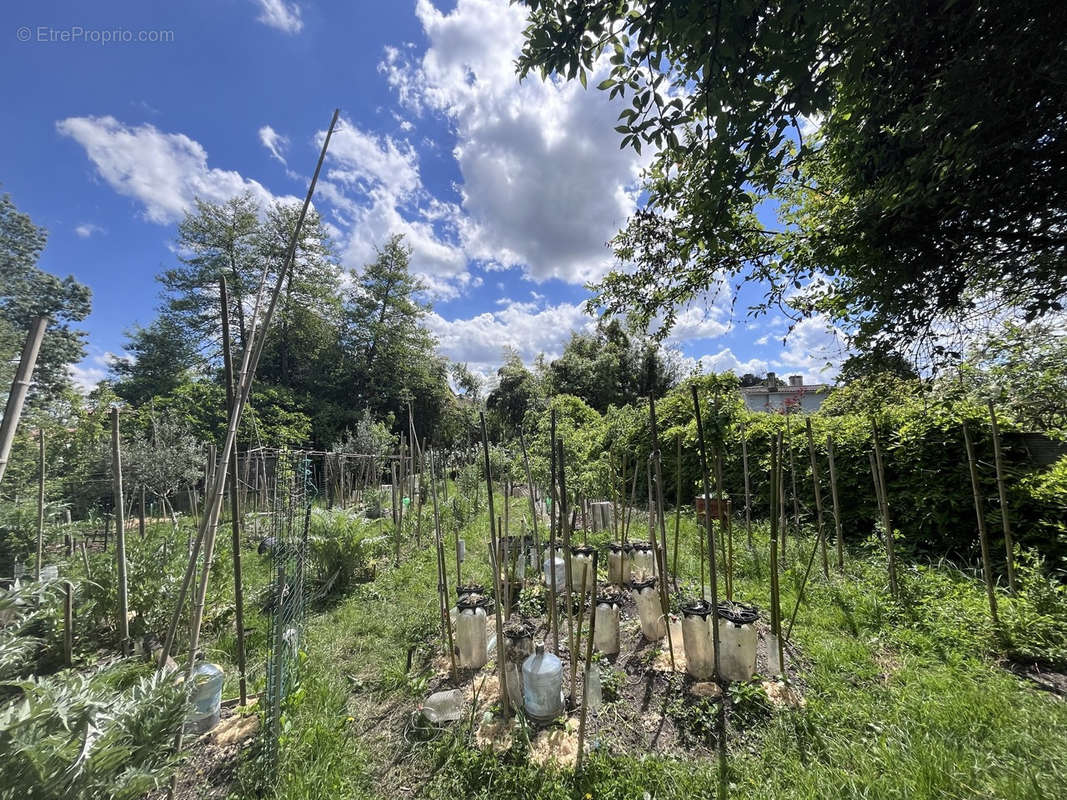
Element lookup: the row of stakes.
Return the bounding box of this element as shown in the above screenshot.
[441,541,765,719]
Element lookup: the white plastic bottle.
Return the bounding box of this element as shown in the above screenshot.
[631,577,665,641]
[593,595,621,655]
[681,600,715,679]
[456,603,489,669]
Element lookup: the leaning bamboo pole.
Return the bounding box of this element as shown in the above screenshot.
[870,422,898,598]
[742,423,753,549]
[163,108,339,800]
[220,276,247,706]
[575,551,599,774]
[0,316,48,487]
[518,426,540,562]
[963,421,999,626]
[111,408,130,654]
[805,418,829,578]
[987,401,1016,593]
[826,435,844,571]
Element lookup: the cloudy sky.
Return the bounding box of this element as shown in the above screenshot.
[3,0,845,391]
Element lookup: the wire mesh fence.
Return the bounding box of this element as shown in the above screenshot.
[262,450,315,771]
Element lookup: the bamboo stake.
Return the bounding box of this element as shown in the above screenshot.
[714,446,730,600]
[63,580,73,666]
[963,421,999,626]
[870,422,898,598]
[987,402,1016,593]
[548,410,560,654]
[220,275,247,706]
[36,429,44,581]
[690,386,721,678]
[111,408,130,654]
[558,439,577,702]
[769,433,785,674]
[572,561,589,675]
[787,412,800,543]
[672,434,682,591]
[826,435,844,570]
[805,418,829,579]
[518,426,540,563]
[479,413,509,719]
[0,316,47,487]
[742,424,753,549]
[575,551,599,774]
[429,449,458,681]
[164,108,339,800]
[648,394,676,672]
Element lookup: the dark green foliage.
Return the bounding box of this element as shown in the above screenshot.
[0,193,91,402]
[517,0,1067,363]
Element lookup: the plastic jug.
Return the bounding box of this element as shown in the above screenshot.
[593,599,621,655]
[421,689,466,723]
[543,553,566,592]
[584,665,603,711]
[607,543,631,585]
[522,643,564,722]
[631,577,665,641]
[456,603,489,669]
[630,542,656,582]
[766,632,783,676]
[681,600,715,679]
[570,545,595,593]
[503,619,535,710]
[185,660,224,734]
[717,602,758,681]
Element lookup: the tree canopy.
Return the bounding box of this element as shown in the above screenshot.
[517,0,1067,366]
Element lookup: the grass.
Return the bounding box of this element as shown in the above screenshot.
[226,492,1067,799]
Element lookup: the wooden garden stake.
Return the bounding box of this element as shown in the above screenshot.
[429,449,458,681]
[36,429,44,581]
[519,426,540,562]
[572,561,589,694]
[575,552,599,774]
[648,394,676,672]
[479,412,509,719]
[672,433,682,590]
[769,432,785,674]
[805,418,829,578]
[826,435,844,570]
[870,422,898,598]
[987,401,1016,593]
[63,580,73,666]
[558,439,577,698]
[742,423,753,549]
[111,407,130,654]
[787,412,800,541]
[220,275,247,705]
[691,386,721,679]
[963,421,999,626]
[548,409,560,654]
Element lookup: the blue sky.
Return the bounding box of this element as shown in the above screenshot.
[3,0,844,391]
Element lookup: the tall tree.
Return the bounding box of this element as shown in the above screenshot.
[548,319,677,411]
[486,350,545,431]
[0,193,91,401]
[159,193,261,359]
[111,318,197,406]
[343,234,452,438]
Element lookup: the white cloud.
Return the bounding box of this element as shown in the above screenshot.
[426,299,592,376]
[68,350,116,393]
[382,0,654,284]
[772,314,849,382]
[253,0,303,34]
[688,349,771,378]
[259,125,289,165]
[74,223,104,238]
[317,117,469,297]
[57,116,289,224]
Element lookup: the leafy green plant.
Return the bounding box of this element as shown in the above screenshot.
[727,680,772,728]
[0,660,186,800]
